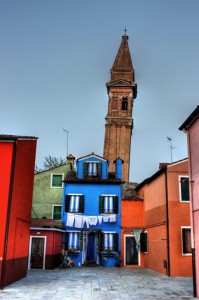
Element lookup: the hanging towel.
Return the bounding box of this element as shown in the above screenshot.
[98,216,102,224]
[83,216,89,228]
[66,213,75,227]
[109,214,116,222]
[103,215,109,223]
[88,216,98,226]
[74,215,83,228]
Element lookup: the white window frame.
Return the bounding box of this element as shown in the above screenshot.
[52,204,62,220]
[181,226,192,256]
[179,175,190,203]
[51,173,64,188]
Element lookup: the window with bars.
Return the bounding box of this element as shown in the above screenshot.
[179,176,190,202]
[102,232,118,252]
[83,162,102,178]
[52,205,62,220]
[65,195,84,213]
[51,174,63,188]
[182,227,191,255]
[99,195,118,214]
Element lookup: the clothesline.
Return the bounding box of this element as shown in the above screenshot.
[66,213,116,228]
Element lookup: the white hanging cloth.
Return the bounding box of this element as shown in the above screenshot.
[66,213,75,227]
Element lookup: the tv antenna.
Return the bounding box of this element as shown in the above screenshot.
[167,137,174,163]
[62,129,69,156]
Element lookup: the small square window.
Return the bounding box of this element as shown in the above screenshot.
[179,176,190,202]
[51,174,63,188]
[182,227,191,255]
[53,205,62,220]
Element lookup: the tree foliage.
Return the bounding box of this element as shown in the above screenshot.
[35,155,66,173]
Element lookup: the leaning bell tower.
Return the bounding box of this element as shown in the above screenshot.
[103,33,137,182]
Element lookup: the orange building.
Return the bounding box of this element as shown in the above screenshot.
[135,158,192,276]
[121,185,144,268]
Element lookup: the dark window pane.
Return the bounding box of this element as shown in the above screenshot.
[182,228,191,254]
[181,177,190,201]
[53,206,62,220]
[52,175,62,187]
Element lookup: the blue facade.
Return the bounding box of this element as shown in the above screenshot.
[62,153,122,267]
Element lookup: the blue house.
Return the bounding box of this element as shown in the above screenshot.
[61,153,123,267]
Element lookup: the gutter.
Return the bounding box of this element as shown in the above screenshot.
[1,140,17,289]
[165,171,171,276]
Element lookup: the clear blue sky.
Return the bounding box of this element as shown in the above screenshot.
[1,0,199,182]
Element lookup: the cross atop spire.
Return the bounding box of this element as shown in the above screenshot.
[124,27,127,36]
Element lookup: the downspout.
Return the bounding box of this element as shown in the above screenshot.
[165,170,170,276]
[1,140,17,289]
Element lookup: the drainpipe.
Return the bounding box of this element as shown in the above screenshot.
[1,140,17,289]
[165,171,170,276]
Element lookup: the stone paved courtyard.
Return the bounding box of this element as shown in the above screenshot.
[0,267,195,300]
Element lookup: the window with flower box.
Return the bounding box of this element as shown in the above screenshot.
[101,232,118,253]
[65,194,84,213]
[99,195,118,214]
[66,231,83,253]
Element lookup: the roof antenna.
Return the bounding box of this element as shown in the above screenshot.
[167,137,174,163]
[63,129,69,156]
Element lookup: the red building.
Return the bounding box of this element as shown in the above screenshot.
[29,219,64,270]
[0,135,37,289]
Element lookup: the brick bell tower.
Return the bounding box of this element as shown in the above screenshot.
[103,33,137,182]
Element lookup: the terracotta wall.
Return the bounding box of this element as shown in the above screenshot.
[167,161,192,276]
[121,199,144,267]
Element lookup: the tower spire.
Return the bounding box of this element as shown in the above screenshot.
[103,34,137,182]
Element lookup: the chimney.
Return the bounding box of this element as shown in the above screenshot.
[114,157,124,180]
[66,154,75,170]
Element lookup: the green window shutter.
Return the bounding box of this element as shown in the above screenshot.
[65,195,70,213]
[65,232,69,249]
[101,232,105,251]
[98,163,102,178]
[83,163,88,178]
[99,196,104,214]
[114,196,118,214]
[78,232,83,250]
[114,233,118,251]
[79,195,85,213]
[140,232,148,252]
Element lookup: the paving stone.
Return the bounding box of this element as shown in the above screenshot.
[0,267,195,299]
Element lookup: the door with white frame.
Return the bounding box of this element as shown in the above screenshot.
[124,235,140,266]
[28,236,46,270]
